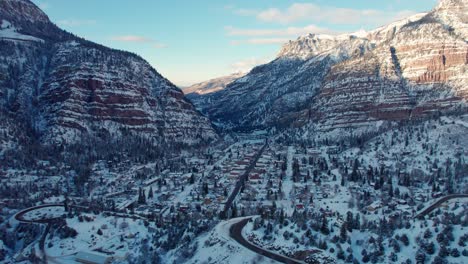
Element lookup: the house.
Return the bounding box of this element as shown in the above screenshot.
[203,198,212,205]
[75,251,113,264]
[397,199,407,205]
[307,149,322,162]
[236,160,249,166]
[249,174,261,184]
[367,201,383,212]
[296,204,305,211]
[327,146,340,155]
[178,204,190,212]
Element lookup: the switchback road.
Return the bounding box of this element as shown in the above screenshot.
[14,204,65,264]
[14,203,64,223]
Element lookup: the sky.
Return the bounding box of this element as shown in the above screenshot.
[31,0,438,87]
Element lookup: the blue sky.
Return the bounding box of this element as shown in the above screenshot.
[31,0,437,86]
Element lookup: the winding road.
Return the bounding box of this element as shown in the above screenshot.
[228,194,468,263]
[229,217,305,264]
[14,204,65,264]
[14,203,64,223]
[415,194,468,219]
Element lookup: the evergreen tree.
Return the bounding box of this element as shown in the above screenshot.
[148,186,154,200]
[340,223,348,242]
[138,187,146,204]
[189,174,195,184]
[320,216,330,235]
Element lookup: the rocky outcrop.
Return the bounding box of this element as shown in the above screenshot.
[194,0,467,134]
[313,1,467,131]
[433,0,468,39]
[192,34,373,130]
[0,0,217,149]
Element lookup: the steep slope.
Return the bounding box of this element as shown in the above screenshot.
[194,34,374,130]
[194,0,467,134]
[433,0,468,39]
[312,0,468,131]
[0,0,217,154]
[183,73,244,96]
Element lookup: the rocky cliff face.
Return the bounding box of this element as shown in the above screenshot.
[313,0,468,131]
[194,0,467,134]
[434,0,468,38]
[0,0,217,152]
[193,34,373,130]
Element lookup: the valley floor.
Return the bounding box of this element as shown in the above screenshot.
[0,117,467,264]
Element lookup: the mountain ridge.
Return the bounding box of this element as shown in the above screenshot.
[0,0,218,161]
[183,72,245,96]
[191,0,468,135]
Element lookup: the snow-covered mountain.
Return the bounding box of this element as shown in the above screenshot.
[192,36,374,130]
[192,0,467,133]
[311,0,468,132]
[183,72,245,96]
[0,0,217,156]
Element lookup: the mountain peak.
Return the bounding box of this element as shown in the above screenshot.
[0,0,50,24]
[277,32,372,60]
[436,0,467,10]
[433,0,468,40]
[184,72,245,96]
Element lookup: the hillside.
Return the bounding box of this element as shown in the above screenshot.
[192,0,467,135]
[0,0,218,170]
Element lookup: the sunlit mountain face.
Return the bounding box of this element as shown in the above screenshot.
[0,1,467,263]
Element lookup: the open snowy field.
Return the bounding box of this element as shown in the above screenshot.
[180,217,278,264]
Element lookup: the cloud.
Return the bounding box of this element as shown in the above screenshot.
[224,3,418,46]
[233,8,258,16]
[224,5,258,16]
[111,35,153,42]
[58,19,96,27]
[234,3,418,27]
[225,24,340,46]
[230,57,271,73]
[225,25,338,37]
[257,4,320,24]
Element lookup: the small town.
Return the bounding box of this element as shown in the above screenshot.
[1,120,467,263]
[0,0,467,263]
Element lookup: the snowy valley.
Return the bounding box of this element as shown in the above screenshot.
[0,0,467,264]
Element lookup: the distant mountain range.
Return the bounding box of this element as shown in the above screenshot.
[1,0,467,166]
[183,72,245,96]
[191,0,468,135]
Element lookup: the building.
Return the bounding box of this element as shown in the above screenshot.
[249,174,261,184]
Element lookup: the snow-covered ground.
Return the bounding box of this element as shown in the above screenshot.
[341,117,468,179]
[181,217,278,264]
[21,206,65,221]
[46,213,153,262]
